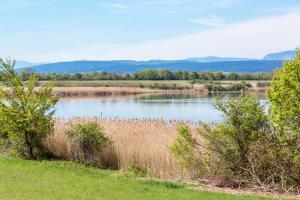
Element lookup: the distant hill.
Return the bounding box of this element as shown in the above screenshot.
[187,56,254,63]
[263,50,296,60]
[18,50,298,73]
[22,60,283,73]
[15,61,36,69]
[15,60,47,69]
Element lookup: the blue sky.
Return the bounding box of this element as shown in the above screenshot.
[0,0,300,62]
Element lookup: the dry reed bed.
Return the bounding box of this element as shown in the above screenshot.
[46,118,199,179]
[51,87,206,97]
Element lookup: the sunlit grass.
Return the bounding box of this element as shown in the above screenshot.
[0,155,274,200]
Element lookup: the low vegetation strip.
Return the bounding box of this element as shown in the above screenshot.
[15,70,273,81]
[0,155,275,200]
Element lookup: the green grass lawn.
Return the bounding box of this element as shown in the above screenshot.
[0,155,275,200]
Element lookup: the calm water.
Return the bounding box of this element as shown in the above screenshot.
[55,93,267,122]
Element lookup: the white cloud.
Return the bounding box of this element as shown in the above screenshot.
[97,12,300,60]
[189,15,224,27]
[3,12,300,62]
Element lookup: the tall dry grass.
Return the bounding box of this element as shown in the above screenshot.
[45,118,198,179]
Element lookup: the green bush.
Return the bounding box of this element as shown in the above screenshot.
[67,121,110,165]
[128,162,147,177]
[256,81,270,87]
[202,95,270,185]
[204,81,251,92]
[170,125,196,169]
[146,83,189,90]
[171,94,300,191]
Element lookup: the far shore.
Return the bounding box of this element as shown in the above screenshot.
[52,86,205,96]
[51,86,269,97]
[40,80,270,96]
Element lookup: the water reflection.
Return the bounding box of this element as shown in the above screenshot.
[55,92,267,122]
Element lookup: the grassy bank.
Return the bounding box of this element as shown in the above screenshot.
[0,155,275,200]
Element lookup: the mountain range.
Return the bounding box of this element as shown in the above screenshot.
[263,50,296,60]
[186,56,253,63]
[16,50,297,73]
[15,61,48,69]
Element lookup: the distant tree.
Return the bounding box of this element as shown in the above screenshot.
[74,73,82,80]
[157,69,173,80]
[214,72,225,80]
[226,72,240,80]
[0,58,59,159]
[190,72,199,80]
[198,72,207,80]
[173,71,184,80]
[19,67,35,81]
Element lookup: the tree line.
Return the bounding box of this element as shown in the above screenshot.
[2,69,273,81]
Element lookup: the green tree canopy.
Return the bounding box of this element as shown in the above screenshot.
[0,58,59,159]
[267,51,300,134]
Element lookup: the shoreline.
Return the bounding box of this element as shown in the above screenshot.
[52,86,269,97]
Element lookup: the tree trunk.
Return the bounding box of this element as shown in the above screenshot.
[25,131,34,159]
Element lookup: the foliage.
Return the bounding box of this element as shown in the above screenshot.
[202,95,270,183]
[171,93,300,191]
[0,58,58,159]
[264,51,300,191]
[67,121,110,165]
[128,162,147,177]
[170,125,197,169]
[204,81,252,92]
[256,82,270,87]
[15,69,274,81]
[171,95,277,186]
[267,51,300,133]
[148,83,190,90]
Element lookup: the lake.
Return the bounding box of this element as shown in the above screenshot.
[55,93,267,122]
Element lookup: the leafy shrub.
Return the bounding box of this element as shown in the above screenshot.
[67,121,110,165]
[171,93,300,191]
[170,125,196,169]
[147,83,190,90]
[256,81,270,87]
[0,59,58,159]
[201,95,270,185]
[129,162,147,177]
[170,125,211,178]
[204,81,251,92]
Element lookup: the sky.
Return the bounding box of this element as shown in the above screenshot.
[0,0,300,62]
